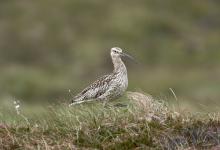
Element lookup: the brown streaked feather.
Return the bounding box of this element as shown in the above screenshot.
[72,74,115,102]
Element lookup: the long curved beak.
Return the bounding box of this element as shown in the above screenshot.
[121,52,135,61]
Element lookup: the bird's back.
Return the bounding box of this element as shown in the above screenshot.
[71,74,113,104]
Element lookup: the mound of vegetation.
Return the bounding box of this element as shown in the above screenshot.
[0,92,220,149]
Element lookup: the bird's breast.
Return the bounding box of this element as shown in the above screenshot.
[112,71,128,91]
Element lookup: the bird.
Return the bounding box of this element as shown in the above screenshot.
[69,47,134,106]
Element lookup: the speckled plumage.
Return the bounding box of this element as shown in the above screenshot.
[70,47,131,106]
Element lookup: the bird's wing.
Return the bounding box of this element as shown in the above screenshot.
[71,74,113,103]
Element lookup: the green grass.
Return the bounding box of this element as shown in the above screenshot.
[0,92,220,150]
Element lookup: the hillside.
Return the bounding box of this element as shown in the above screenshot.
[0,0,220,109]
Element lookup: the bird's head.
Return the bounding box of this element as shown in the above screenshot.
[111,47,134,60]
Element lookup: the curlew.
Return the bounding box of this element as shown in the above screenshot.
[69,47,134,106]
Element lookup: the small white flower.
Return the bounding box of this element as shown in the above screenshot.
[15,105,20,109]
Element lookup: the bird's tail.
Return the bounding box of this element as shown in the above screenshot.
[69,96,94,107]
[69,96,84,106]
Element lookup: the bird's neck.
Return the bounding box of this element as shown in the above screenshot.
[112,56,127,74]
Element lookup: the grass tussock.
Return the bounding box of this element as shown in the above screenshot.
[0,92,220,150]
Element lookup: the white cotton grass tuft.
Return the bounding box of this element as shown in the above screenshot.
[14,100,21,115]
[13,100,30,125]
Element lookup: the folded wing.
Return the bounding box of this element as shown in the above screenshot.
[70,74,113,105]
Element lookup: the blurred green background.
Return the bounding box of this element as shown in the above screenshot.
[0,0,220,112]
